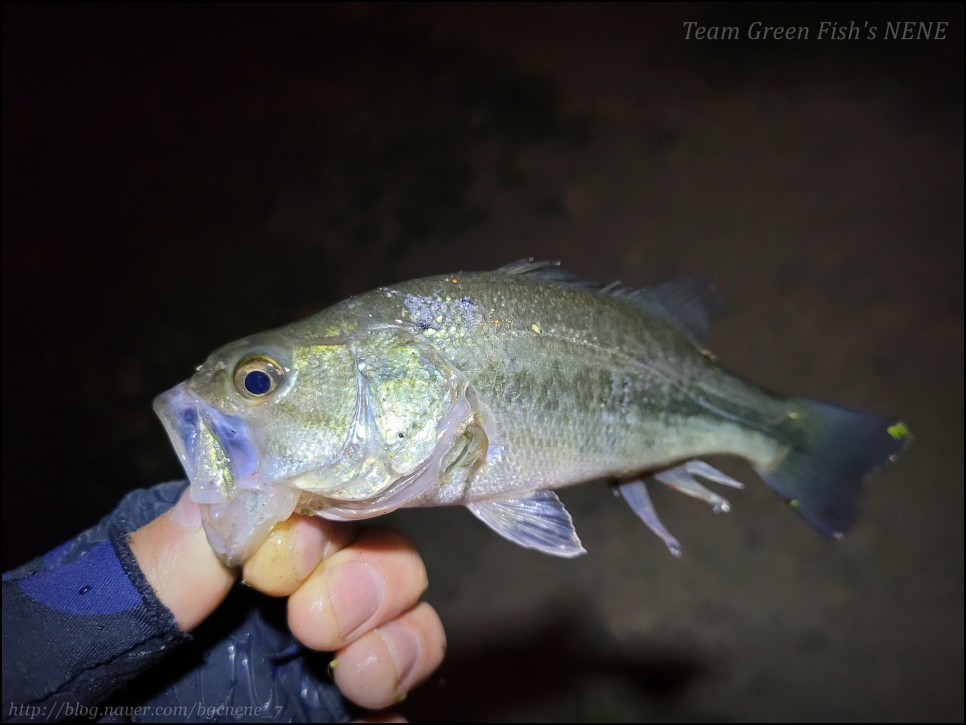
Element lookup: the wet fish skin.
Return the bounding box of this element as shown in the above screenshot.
[380,269,785,500]
[154,260,910,566]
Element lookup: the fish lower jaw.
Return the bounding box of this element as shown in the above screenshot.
[285,471,389,500]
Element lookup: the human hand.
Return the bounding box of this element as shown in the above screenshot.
[129,490,446,711]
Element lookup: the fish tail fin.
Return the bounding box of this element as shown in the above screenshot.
[755,398,911,538]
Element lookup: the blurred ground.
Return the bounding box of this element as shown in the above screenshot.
[3,3,962,722]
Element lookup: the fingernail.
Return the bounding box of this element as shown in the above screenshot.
[289,516,328,580]
[378,620,421,689]
[167,490,201,529]
[329,561,385,639]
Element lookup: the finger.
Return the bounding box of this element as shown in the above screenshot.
[333,602,446,711]
[288,528,428,652]
[128,489,236,632]
[242,514,357,597]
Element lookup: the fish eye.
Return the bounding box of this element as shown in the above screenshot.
[233,356,285,400]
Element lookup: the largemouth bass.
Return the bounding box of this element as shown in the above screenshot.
[155,260,910,566]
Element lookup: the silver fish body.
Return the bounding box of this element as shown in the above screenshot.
[155,260,909,565]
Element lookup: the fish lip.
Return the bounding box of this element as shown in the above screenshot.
[154,383,201,484]
[154,383,262,502]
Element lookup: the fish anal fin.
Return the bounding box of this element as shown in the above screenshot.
[615,480,682,557]
[652,460,743,513]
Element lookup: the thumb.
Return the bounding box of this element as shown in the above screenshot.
[128,489,237,631]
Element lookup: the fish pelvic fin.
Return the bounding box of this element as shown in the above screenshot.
[757,398,912,539]
[467,490,587,558]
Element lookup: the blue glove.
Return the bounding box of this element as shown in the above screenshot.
[2,481,349,723]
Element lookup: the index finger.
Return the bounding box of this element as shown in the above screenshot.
[242,514,358,597]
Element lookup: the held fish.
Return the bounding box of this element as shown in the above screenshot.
[154,260,911,566]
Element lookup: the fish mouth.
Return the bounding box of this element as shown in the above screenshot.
[154,383,260,503]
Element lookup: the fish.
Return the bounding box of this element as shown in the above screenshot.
[154,260,911,566]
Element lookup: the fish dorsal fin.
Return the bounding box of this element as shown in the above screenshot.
[498,258,565,276]
[498,258,606,290]
[621,278,722,348]
[467,490,586,558]
[497,259,721,347]
[498,258,554,274]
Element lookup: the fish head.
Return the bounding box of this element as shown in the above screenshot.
[155,322,486,565]
[154,324,361,564]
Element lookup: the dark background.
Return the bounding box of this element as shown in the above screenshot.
[3,3,962,722]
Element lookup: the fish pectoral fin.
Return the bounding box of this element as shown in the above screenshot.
[652,460,743,514]
[441,416,489,475]
[467,491,586,558]
[615,480,683,557]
